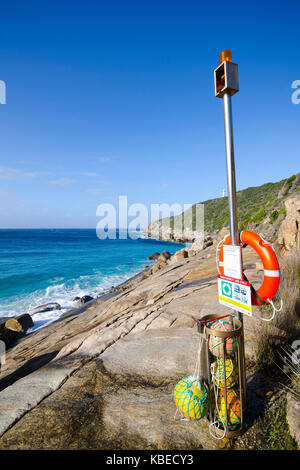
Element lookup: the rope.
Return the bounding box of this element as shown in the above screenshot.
[192,330,204,379]
[249,265,283,322]
[216,236,227,274]
[209,362,227,440]
[174,331,207,422]
[253,294,283,322]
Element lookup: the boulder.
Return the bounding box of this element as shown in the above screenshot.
[187,249,197,257]
[170,249,189,264]
[158,261,167,269]
[80,295,94,305]
[277,195,300,250]
[151,263,161,274]
[147,252,160,260]
[30,303,61,314]
[160,250,171,260]
[5,314,33,333]
[0,314,34,347]
[278,174,300,198]
[287,392,300,448]
[290,173,300,192]
[190,239,204,251]
[278,180,291,198]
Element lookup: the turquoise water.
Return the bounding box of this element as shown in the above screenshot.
[0,229,183,330]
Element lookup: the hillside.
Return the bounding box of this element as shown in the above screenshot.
[147,173,300,243]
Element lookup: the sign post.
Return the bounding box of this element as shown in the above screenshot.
[214,50,247,411]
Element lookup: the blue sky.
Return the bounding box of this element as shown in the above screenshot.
[0,0,299,228]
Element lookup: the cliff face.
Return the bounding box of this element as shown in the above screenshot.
[146,203,204,244]
[278,194,300,251]
[146,174,300,249]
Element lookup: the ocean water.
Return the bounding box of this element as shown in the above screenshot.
[0,229,184,331]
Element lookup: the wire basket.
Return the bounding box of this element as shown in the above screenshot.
[197,313,246,438]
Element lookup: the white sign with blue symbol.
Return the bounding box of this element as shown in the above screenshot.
[218,274,252,316]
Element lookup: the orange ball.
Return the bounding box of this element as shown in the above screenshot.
[208,319,237,357]
[216,388,241,426]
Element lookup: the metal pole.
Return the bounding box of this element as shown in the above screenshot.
[223,92,238,247]
[223,92,240,315]
[222,90,247,412]
[214,49,247,428]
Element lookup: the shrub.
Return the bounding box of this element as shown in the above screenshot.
[254,249,300,371]
[286,175,296,188]
[270,210,279,223]
[251,208,266,223]
[279,207,287,217]
[266,197,279,208]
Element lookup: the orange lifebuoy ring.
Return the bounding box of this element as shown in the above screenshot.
[219,230,280,306]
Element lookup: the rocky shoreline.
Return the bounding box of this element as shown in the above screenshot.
[0,184,299,449]
[0,236,298,450]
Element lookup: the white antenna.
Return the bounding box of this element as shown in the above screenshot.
[222,189,226,197]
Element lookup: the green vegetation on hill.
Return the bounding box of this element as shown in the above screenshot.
[203,179,287,232]
[186,175,299,233]
[154,174,299,238]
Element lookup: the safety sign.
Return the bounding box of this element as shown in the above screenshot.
[218,274,252,316]
[222,244,243,279]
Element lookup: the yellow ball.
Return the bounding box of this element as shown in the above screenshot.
[212,357,238,389]
[216,388,241,426]
[174,376,208,421]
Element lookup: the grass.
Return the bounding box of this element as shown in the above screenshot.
[236,393,297,450]
[254,395,296,450]
[277,345,300,402]
[254,249,300,371]
[264,397,297,450]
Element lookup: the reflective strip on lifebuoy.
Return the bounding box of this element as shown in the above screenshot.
[218,230,280,306]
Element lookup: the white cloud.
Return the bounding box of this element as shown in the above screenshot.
[0,166,20,179]
[49,177,75,187]
[0,166,52,179]
[23,171,52,178]
[75,171,101,177]
[157,182,168,189]
[96,179,111,185]
[16,159,37,165]
[101,195,118,201]
[86,189,103,196]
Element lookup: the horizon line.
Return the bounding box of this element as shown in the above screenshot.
[0,227,148,230]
